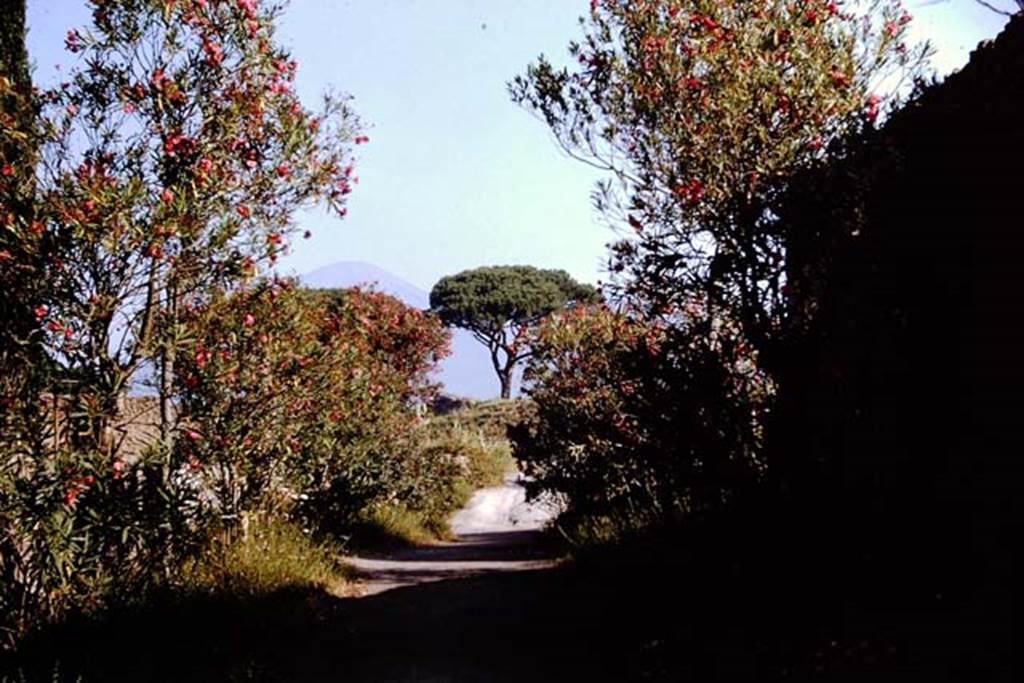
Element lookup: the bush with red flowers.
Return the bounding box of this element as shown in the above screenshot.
[175,280,451,530]
[511,304,770,532]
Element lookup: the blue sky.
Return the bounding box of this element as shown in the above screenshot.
[26,1,1012,291]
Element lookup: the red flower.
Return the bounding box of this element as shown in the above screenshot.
[354,135,369,145]
[160,188,174,203]
[236,204,251,218]
[865,94,881,122]
[266,232,282,245]
[243,313,256,327]
[674,178,705,204]
[34,304,48,321]
[1,164,12,177]
[275,163,289,177]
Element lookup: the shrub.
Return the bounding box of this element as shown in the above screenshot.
[1,0,359,651]
[0,446,198,648]
[348,402,519,544]
[176,280,451,532]
[511,305,769,529]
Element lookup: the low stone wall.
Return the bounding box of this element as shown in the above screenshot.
[40,395,167,459]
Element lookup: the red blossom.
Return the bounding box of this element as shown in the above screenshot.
[865,93,881,121]
[674,178,706,204]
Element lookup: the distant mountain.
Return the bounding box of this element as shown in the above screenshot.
[300,261,500,399]
[303,261,429,309]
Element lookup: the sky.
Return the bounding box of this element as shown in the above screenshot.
[25,0,1014,292]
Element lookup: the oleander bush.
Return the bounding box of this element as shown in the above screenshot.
[176,280,451,532]
[511,304,770,532]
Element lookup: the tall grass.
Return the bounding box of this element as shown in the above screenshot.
[178,516,352,598]
[349,400,520,547]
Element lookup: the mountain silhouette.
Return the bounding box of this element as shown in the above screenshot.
[301,261,500,399]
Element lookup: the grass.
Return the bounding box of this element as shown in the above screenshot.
[344,504,438,550]
[178,515,354,598]
[344,400,521,549]
[427,398,525,444]
[4,516,353,682]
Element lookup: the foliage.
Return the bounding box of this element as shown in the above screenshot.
[176,280,450,528]
[346,401,518,545]
[430,265,598,398]
[0,446,200,649]
[511,304,769,524]
[16,0,360,452]
[511,0,928,354]
[0,0,360,651]
[402,414,516,534]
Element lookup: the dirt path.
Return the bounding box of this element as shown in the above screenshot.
[346,474,562,596]
[39,478,653,681]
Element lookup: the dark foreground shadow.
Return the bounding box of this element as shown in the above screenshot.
[356,529,561,563]
[5,566,633,683]
[5,525,1011,683]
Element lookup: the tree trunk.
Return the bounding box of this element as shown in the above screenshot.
[159,279,177,483]
[498,370,512,400]
[490,345,516,399]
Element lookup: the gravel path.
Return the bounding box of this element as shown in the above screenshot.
[346,474,561,596]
